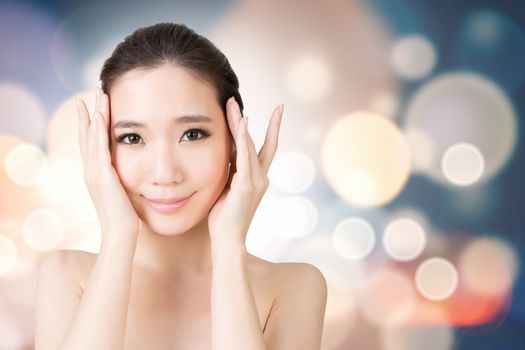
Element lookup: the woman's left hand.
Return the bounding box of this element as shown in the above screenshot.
[208,97,284,244]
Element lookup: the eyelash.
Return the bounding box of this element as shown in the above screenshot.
[115,124,211,145]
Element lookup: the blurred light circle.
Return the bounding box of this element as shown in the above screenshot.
[321,111,411,207]
[458,9,525,90]
[369,91,400,118]
[416,257,459,301]
[264,196,318,240]
[285,53,333,102]
[441,142,485,186]
[381,324,455,350]
[391,35,437,80]
[358,268,416,327]
[332,217,376,261]
[268,151,315,194]
[22,208,65,251]
[5,143,48,187]
[388,207,432,234]
[0,234,17,276]
[458,237,518,296]
[404,72,517,184]
[0,135,44,226]
[404,127,437,172]
[0,82,47,145]
[383,218,426,261]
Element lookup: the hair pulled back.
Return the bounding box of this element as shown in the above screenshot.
[100,22,244,117]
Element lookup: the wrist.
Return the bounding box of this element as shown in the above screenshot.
[211,236,247,258]
[101,229,138,251]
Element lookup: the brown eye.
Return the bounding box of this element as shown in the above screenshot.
[181,128,210,142]
[186,130,199,140]
[117,133,143,144]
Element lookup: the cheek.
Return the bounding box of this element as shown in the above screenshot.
[111,149,142,190]
[192,146,230,186]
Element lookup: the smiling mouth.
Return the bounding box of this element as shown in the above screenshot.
[141,192,195,213]
[143,194,193,203]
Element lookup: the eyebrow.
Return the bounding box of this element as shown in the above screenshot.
[113,115,213,129]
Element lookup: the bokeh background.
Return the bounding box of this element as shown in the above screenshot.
[1,0,524,349]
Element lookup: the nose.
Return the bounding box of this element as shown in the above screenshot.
[150,141,183,185]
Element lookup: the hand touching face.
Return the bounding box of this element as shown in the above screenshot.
[207,96,284,242]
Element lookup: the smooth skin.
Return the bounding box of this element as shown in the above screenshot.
[34,64,327,349]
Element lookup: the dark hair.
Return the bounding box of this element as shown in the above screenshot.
[100,22,244,117]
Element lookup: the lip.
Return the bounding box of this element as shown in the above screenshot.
[142,192,195,213]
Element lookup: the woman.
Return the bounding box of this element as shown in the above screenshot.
[35,22,327,350]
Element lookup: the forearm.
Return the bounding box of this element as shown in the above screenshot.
[59,233,137,350]
[210,238,267,350]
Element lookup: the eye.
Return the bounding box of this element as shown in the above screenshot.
[115,128,210,145]
[181,128,210,142]
[116,133,143,145]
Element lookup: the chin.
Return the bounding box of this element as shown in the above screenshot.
[140,216,196,236]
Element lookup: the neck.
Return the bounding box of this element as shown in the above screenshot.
[133,216,212,278]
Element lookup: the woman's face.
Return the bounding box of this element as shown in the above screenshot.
[108,64,232,235]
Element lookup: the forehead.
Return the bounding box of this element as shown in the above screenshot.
[109,65,222,123]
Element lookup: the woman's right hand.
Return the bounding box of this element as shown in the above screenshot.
[76,88,141,242]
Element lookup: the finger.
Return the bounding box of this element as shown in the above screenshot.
[226,97,255,150]
[225,151,236,191]
[236,116,251,182]
[94,111,111,170]
[226,96,241,141]
[98,89,112,147]
[259,104,284,174]
[229,98,260,174]
[231,99,258,152]
[87,90,100,171]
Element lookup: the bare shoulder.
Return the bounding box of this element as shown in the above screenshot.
[247,254,327,296]
[248,255,328,349]
[35,250,90,349]
[38,249,97,291]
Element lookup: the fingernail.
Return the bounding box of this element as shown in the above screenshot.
[233,98,241,114]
